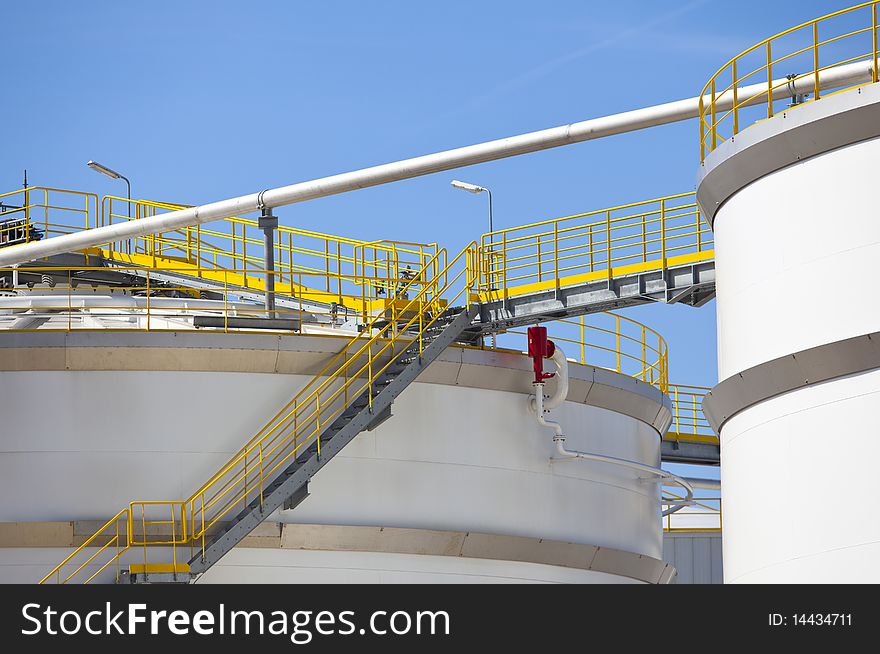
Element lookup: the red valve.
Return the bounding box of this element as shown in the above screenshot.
[527,326,556,384]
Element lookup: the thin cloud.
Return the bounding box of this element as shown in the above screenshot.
[409,0,711,130]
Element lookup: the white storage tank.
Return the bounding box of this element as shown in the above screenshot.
[700,81,880,582]
[0,325,675,584]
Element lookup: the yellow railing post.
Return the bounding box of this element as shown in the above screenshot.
[874,3,879,84]
[553,222,559,294]
[316,396,322,458]
[615,315,621,373]
[259,443,265,508]
[605,210,612,281]
[502,231,508,300]
[659,199,667,269]
[67,269,72,331]
[588,225,594,272]
[641,213,647,262]
[710,79,717,151]
[699,91,706,162]
[766,41,774,119]
[641,325,646,382]
[732,59,739,135]
[536,234,542,282]
[580,315,585,364]
[43,189,49,252]
[813,22,821,100]
[146,270,151,331]
[696,207,703,252]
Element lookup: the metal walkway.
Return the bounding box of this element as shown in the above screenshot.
[664,385,718,465]
[470,192,715,330]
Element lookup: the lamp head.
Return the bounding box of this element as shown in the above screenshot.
[451,179,485,194]
[87,160,122,180]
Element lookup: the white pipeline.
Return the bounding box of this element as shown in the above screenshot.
[0,60,876,268]
[530,349,693,516]
[672,477,721,491]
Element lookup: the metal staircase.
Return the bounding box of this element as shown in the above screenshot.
[160,305,476,583]
[41,244,479,584]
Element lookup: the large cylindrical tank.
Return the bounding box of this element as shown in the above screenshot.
[699,84,880,582]
[0,329,674,584]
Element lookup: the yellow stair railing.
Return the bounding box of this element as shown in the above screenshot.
[40,242,479,583]
[476,192,713,303]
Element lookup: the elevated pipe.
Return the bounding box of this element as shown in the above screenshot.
[1,59,876,268]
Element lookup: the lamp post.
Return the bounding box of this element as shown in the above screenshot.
[450,179,492,234]
[451,179,496,348]
[87,160,131,218]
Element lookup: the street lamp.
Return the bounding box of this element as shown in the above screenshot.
[451,179,497,348]
[87,160,131,218]
[450,179,492,233]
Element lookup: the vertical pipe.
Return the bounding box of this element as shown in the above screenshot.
[259,208,278,319]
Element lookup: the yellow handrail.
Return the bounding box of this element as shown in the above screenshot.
[0,187,437,312]
[499,312,668,393]
[477,192,712,303]
[99,195,439,310]
[699,1,880,161]
[667,383,714,442]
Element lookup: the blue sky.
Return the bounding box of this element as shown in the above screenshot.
[0,0,853,396]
